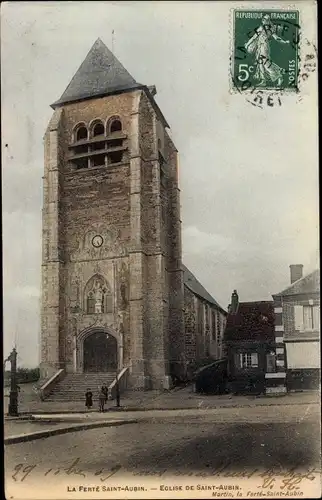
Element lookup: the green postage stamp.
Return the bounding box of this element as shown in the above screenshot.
[232,10,300,92]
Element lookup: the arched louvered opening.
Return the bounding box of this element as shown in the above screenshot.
[76,126,88,141]
[92,122,105,137]
[110,119,122,133]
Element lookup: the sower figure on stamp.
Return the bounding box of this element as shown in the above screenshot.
[245,14,290,87]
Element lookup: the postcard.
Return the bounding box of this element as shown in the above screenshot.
[2,1,320,499]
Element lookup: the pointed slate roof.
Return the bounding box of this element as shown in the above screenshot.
[274,269,320,297]
[52,38,141,107]
[182,264,226,313]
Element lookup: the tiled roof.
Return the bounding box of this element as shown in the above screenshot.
[182,264,226,313]
[274,269,320,297]
[224,301,275,342]
[52,38,141,107]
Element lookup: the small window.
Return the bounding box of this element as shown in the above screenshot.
[74,144,88,154]
[110,119,122,133]
[107,138,123,148]
[108,151,123,164]
[303,305,319,330]
[92,122,105,137]
[76,126,88,141]
[158,138,162,150]
[212,312,216,341]
[295,305,320,332]
[87,292,95,314]
[92,154,106,168]
[159,151,165,167]
[91,141,105,151]
[73,158,88,170]
[236,352,258,369]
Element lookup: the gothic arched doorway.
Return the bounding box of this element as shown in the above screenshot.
[83,331,117,372]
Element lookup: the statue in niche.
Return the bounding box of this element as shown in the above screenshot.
[93,280,104,314]
[86,275,112,315]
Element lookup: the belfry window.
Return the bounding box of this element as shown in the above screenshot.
[110,119,122,133]
[107,138,123,148]
[69,118,127,171]
[75,158,88,170]
[108,150,123,164]
[92,154,106,168]
[92,122,105,137]
[76,126,88,141]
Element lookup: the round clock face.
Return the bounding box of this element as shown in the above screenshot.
[92,235,103,248]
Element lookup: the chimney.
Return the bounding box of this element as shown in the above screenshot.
[290,264,303,284]
[230,290,239,313]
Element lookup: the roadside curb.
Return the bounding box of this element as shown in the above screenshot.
[4,419,138,445]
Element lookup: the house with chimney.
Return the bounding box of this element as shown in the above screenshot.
[224,291,286,395]
[272,265,320,391]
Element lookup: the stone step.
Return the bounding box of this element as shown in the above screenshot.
[44,372,118,401]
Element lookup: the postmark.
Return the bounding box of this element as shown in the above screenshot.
[231,9,300,93]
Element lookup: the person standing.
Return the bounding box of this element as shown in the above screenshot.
[98,389,106,412]
[102,384,108,403]
[85,388,93,410]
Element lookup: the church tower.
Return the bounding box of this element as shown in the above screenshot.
[40,39,185,389]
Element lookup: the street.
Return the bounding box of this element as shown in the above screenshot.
[5,404,321,499]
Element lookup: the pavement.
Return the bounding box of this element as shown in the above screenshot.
[4,384,320,445]
[5,404,321,500]
[4,419,138,444]
[4,383,320,413]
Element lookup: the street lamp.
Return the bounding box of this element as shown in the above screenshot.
[4,347,19,416]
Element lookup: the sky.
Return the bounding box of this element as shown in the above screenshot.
[2,1,319,367]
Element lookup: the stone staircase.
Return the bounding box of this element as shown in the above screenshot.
[45,372,116,401]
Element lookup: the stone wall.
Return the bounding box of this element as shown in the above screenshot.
[41,89,186,389]
[40,87,225,389]
[183,286,226,369]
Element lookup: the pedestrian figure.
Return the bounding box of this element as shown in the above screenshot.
[102,385,108,403]
[98,389,106,412]
[85,388,93,410]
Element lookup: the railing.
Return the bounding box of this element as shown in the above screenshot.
[39,369,65,400]
[108,367,129,400]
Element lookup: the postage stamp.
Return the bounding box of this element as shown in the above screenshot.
[232,10,300,92]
